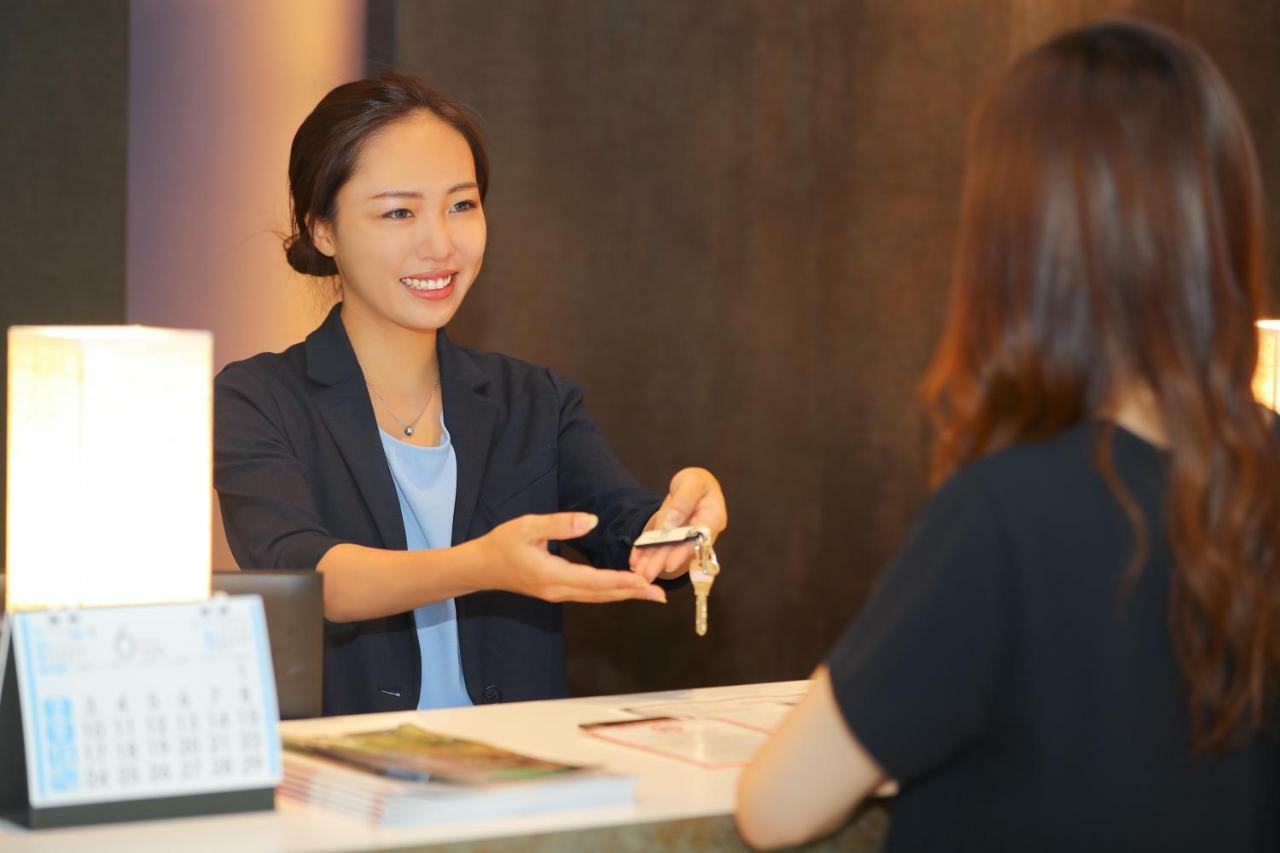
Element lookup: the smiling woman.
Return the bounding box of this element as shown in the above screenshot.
[212,73,728,717]
[308,111,486,359]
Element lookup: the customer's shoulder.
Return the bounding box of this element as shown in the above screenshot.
[975,423,1099,482]
[933,423,1105,515]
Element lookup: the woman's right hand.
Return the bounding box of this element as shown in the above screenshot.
[472,512,668,604]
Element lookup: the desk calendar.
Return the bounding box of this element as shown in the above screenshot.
[0,595,282,828]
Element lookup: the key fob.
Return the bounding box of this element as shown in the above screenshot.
[634,525,711,548]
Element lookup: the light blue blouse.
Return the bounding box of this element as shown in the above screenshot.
[378,418,473,710]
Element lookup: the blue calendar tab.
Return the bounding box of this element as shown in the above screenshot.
[7,596,282,808]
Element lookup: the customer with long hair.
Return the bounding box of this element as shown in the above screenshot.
[736,20,1280,851]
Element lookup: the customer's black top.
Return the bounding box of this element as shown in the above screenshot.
[828,422,1279,853]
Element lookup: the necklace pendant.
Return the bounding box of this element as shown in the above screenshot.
[404,426,415,437]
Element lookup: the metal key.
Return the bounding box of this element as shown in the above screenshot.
[690,534,720,636]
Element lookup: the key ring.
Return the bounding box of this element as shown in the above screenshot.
[692,532,720,578]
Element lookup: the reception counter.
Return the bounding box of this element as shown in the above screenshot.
[1,681,888,852]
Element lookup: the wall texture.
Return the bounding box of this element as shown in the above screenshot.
[389,0,1280,695]
[127,0,365,570]
[0,1,130,555]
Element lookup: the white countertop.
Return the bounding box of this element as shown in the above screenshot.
[1,680,809,852]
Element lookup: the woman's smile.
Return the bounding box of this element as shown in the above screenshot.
[400,271,455,300]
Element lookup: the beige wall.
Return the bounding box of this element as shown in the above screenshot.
[128,0,364,569]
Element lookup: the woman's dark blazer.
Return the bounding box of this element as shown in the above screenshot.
[214,304,663,716]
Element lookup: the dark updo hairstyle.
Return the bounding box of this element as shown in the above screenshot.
[284,72,490,277]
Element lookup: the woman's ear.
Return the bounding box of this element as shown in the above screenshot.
[309,216,336,258]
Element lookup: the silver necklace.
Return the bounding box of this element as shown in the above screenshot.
[366,376,440,437]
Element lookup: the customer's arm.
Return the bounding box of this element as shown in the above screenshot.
[736,467,1013,849]
[735,667,888,850]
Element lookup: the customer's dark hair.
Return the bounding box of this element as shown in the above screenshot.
[284,72,489,277]
[924,19,1279,752]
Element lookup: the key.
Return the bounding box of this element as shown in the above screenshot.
[690,534,720,637]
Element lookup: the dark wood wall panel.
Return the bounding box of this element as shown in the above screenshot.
[0,0,129,554]
[390,0,1280,695]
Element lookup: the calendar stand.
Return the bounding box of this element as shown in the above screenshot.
[0,597,281,829]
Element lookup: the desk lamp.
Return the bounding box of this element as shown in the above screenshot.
[0,326,280,828]
[1255,320,1280,412]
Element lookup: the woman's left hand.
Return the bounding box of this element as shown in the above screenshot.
[629,467,728,582]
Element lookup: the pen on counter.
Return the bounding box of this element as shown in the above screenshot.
[579,716,677,729]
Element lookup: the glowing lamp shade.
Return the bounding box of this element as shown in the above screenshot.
[5,326,213,611]
[1255,321,1280,412]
